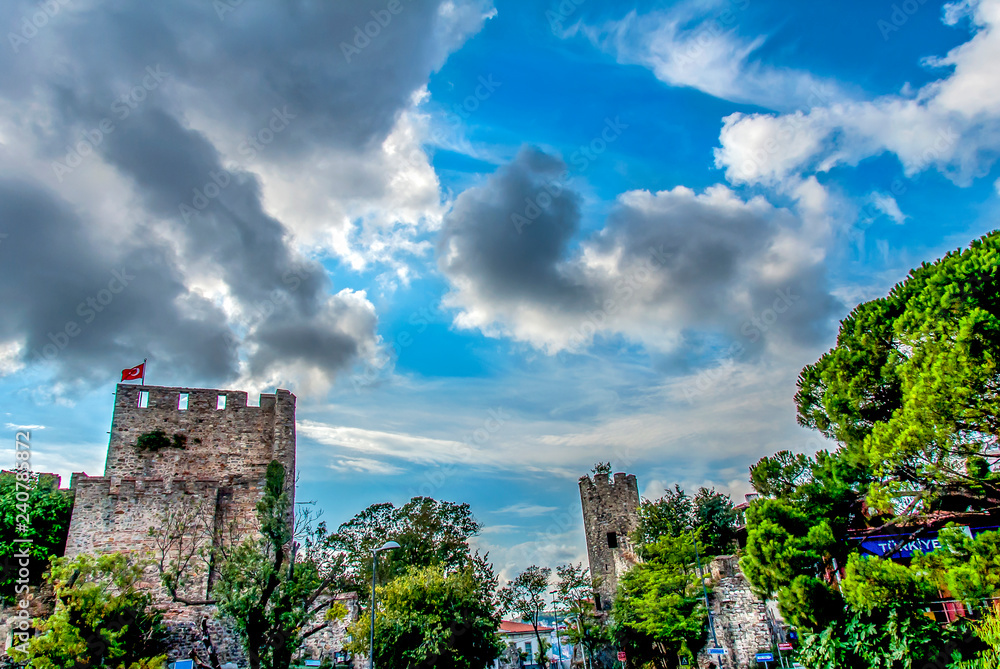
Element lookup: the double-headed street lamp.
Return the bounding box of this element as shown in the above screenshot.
[370,541,400,669]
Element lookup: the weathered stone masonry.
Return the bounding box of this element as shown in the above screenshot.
[64,383,297,663]
[579,472,640,611]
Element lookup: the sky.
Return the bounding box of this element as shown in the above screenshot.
[2,0,1000,580]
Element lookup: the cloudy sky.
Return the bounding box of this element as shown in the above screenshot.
[3,0,1000,578]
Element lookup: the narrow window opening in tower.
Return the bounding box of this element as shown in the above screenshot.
[178,393,189,410]
[607,531,618,548]
[137,391,149,408]
[216,394,227,410]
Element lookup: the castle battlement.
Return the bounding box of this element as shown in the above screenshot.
[64,383,297,664]
[579,471,640,611]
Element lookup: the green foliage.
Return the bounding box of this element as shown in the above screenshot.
[11,553,168,669]
[912,526,1000,606]
[554,563,610,666]
[952,610,1000,669]
[840,554,933,612]
[797,604,973,669]
[345,564,503,669]
[750,450,811,498]
[796,231,1000,513]
[634,485,737,556]
[0,472,73,604]
[211,460,342,669]
[498,565,552,668]
[328,496,483,603]
[592,462,612,476]
[741,446,873,631]
[612,533,707,665]
[134,430,187,452]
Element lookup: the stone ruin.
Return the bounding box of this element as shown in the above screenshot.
[53,382,358,666]
[578,470,783,668]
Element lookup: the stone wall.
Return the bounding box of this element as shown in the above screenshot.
[60,383,299,666]
[697,556,777,669]
[579,472,640,611]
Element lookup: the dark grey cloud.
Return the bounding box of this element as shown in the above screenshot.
[438,147,841,354]
[438,147,591,309]
[0,0,493,389]
[0,179,237,383]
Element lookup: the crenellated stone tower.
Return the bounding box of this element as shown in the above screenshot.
[64,383,297,662]
[578,471,640,611]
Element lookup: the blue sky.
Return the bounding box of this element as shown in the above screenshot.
[3,0,1000,577]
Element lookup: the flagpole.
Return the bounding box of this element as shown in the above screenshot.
[141,358,147,386]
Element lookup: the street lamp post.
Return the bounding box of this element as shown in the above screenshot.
[370,541,400,669]
[550,590,563,669]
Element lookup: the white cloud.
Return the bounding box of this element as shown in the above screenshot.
[715,0,1000,187]
[870,193,908,225]
[328,457,405,476]
[4,423,44,431]
[496,503,560,517]
[579,3,842,109]
[439,149,840,354]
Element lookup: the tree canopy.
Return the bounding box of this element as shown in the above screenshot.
[347,564,503,669]
[0,472,73,604]
[13,552,168,669]
[796,230,1000,514]
[327,496,483,602]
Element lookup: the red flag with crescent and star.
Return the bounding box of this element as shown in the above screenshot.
[121,361,145,382]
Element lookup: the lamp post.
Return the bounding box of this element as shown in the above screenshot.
[370,541,400,669]
[550,590,563,669]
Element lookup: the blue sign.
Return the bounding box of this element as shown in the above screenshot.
[856,525,994,559]
[170,662,194,669]
[708,648,727,655]
[756,653,775,662]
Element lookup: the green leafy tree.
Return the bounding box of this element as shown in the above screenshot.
[796,231,1000,514]
[911,526,1000,607]
[555,563,608,667]
[0,472,73,603]
[328,496,483,603]
[953,610,1000,669]
[612,533,707,667]
[211,461,346,669]
[12,552,168,669]
[634,485,692,545]
[634,485,737,556]
[345,564,503,669]
[796,550,982,668]
[499,565,552,669]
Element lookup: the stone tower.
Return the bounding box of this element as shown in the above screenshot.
[64,383,296,661]
[579,471,640,611]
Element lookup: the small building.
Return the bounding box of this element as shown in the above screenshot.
[494,620,554,669]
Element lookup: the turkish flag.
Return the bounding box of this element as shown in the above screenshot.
[121,362,145,381]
